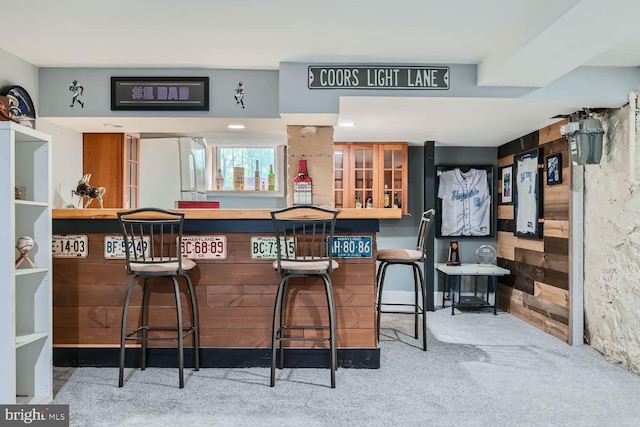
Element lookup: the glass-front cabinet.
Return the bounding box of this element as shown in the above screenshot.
[334,143,408,215]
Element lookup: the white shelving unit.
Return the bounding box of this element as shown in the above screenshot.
[0,122,52,404]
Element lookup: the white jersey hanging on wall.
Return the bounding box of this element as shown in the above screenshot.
[515,152,539,234]
[438,168,491,236]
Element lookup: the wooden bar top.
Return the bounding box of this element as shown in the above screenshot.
[52,208,402,220]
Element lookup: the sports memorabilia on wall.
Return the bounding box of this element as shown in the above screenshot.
[514,148,544,239]
[436,165,494,237]
[0,86,36,127]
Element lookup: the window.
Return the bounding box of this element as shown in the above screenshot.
[206,143,285,192]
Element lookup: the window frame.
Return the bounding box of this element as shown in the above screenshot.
[206,141,286,197]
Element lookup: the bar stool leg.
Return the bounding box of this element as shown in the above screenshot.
[279,280,289,370]
[172,277,185,389]
[412,265,419,339]
[417,263,428,351]
[119,276,137,387]
[184,274,200,371]
[323,275,337,389]
[376,262,390,342]
[141,278,150,370]
[270,278,287,387]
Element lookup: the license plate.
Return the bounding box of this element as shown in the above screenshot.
[52,235,88,258]
[329,236,373,258]
[104,235,151,259]
[251,236,296,259]
[180,235,227,260]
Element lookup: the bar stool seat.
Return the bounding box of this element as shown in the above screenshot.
[270,205,339,388]
[376,209,435,351]
[117,208,200,389]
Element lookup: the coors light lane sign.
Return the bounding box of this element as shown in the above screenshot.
[308,66,449,89]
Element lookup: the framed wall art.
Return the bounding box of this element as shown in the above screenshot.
[500,165,513,204]
[513,148,543,239]
[546,152,562,185]
[435,165,495,238]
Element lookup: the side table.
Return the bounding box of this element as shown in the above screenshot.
[436,263,510,315]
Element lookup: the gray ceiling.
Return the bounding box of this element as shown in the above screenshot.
[3,0,640,146]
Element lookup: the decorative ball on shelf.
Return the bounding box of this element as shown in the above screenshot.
[16,236,34,253]
[15,236,36,268]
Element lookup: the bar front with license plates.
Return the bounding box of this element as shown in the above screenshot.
[51,208,400,369]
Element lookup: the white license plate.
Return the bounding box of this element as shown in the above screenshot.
[104,235,151,259]
[180,235,227,260]
[52,235,88,258]
[251,236,296,259]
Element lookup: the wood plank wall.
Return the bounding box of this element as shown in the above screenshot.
[496,119,571,342]
[53,232,377,349]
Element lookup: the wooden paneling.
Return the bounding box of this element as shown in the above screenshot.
[496,127,571,343]
[83,133,124,209]
[539,119,569,145]
[53,232,378,348]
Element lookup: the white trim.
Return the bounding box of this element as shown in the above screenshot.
[569,163,584,346]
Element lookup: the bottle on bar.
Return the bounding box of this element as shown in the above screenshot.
[365,191,373,208]
[268,164,275,191]
[215,168,225,190]
[355,194,363,209]
[293,159,312,204]
[393,192,401,209]
[383,184,391,208]
[254,160,260,191]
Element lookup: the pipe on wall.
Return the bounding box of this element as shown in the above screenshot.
[629,91,640,187]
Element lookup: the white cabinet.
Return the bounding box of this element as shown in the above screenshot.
[0,122,52,404]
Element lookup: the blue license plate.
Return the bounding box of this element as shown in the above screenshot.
[328,236,373,258]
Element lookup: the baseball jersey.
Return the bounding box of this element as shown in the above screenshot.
[438,168,491,236]
[515,153,539,234]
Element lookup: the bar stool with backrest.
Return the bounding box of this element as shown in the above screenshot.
[117,207,199,388]
[376,209,435,351]
[270,205,339,388]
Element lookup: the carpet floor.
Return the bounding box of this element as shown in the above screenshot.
[52,308,640,426]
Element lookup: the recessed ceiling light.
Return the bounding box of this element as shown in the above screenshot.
[338,122,355,127]
[103,123,123,128]
[227,124,246,129]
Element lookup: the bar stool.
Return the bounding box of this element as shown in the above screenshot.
[270,205,339,388]
[117,208,199,388]
[376,209,435,351]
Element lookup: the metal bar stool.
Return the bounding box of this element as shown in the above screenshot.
[270,205,339,388]
[376,209,435,351]
[117,208,199,388]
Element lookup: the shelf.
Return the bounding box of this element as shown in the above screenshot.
[15,200,49,208]
[15,267,48,276]
[15,332,49,349]
[16,394,52,405]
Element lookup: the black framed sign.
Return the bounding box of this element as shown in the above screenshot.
[514,148,543,239]
[111,77,209,111]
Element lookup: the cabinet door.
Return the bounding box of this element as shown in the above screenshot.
[124,134,140,209]
[378,144,408,213]
[334,144,347,209]
[334,142,408,214]
[83,133,139,209]
[351,144,375,209]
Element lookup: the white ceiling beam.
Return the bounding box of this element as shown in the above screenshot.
[478,0,640,87]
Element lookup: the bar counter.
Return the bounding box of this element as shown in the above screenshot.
[53,208,400,369]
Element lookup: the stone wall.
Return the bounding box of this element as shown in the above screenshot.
[583,104,640,375]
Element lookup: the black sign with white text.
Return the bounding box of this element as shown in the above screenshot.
[308,66,449,89]
[111,77,209,111]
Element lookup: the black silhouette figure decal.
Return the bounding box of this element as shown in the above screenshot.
[234,82,245,109]
[69,80,85,108]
